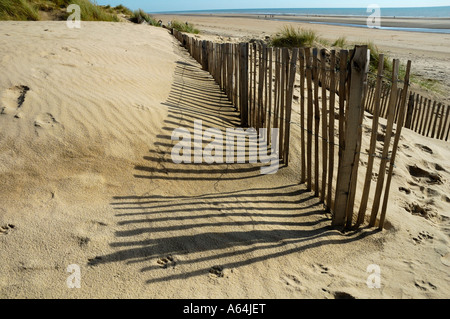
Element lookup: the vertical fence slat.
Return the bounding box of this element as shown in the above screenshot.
[299,49,306,184]
[333,46,368,228]
[313,48,320,196]
[258,45,265,130]
[379,60,411,230]
[267,48,273,143]
[431,102,441,139]
[369,59,400,227]
[305,48,313,191]
[320,49,328,203]
[404,92,415,129]
[411,93,419,132]
[333,50,348,223]
[439,105,450,140]
[428,101,438,138]
[263,45,268,132]
[344,46,369,229]
[239,43,249,127]
[326,50,336,211]
[274,48,280,131]
[418,97,428,135]
[279,48,288,162]
[284,48,299,166]
[356,54,384,228]
[252,44,257,127]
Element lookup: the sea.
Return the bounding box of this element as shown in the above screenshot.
[158,6,450,34]
[161,7,450,18]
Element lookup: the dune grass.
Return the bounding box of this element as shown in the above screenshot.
[271,26,318,48]
[110,4,133,16]
[0,0,120,21]
[365,41,394,74]
[171,20,200,34]
[332,36,347,48]
[130,9,159,26]
[0,0,40,21]
[61,0,119,22]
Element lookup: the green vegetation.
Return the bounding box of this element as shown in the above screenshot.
[269,25,438,94]
[130,9,159,26]
[365,41,393,74]
[171,20,200,34]
[110,4,132,16]
[0,0,40,21]
[364,41,441,93]
[0,0,121,21]
[68,0,119,21]
[271,26,318,48]
[332,36,347,48]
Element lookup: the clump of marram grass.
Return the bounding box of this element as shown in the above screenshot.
[36,0,120,21]
[72,0,119,22]
[365,41,393,74]
[112,4,133,16]
[271,26,319,48]
[0,0,40,21]
[332,36,347,48]
[0,0,120,21]
[130,9,159,26]
[171,20,200,34]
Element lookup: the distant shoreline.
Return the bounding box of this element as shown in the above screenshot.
[157,13,450,33]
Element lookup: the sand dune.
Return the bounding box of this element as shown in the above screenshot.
[0,21,449,299]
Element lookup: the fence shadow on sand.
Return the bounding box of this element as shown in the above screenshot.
[89,46,377,285]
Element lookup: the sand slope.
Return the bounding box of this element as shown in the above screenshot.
[0,21,449,299]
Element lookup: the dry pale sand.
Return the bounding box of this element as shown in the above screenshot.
[0,21,449,299]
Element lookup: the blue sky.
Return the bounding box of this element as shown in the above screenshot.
[96,1,450,13]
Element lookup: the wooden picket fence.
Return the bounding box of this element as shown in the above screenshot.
[173,29,298,165]
[172,29,412,231]
[364,81,449,142]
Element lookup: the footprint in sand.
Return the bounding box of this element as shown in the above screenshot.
[415,280,437,291]
[408,165,442,185]
[61,46,80,54]
[403,202,437,221]
[415,144,433,154]
[209,265,224,278]
[399,187,411,195]
[77,236,91,248]
[282,274,305,293]
[0,85,30,116]
[0,224,16,235]
[34,113,64,134]
[313,263,332,276]
[412,231,434,245]
[157,255,176,269]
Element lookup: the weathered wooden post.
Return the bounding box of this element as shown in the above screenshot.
[378,60,412,230]
[369,59,400,227]
[283,48,299,166]
[201,40,208,71]
[404,92,415,129]
[239,43,249,127]
[333,46,368,228]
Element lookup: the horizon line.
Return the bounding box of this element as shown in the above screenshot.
[153,5,450,14]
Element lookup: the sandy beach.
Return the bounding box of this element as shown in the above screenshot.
[0,17,449,299]
[166,13,450,29]
[155,14,450,104]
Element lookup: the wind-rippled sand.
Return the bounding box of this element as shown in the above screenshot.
[0,21,449,299]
